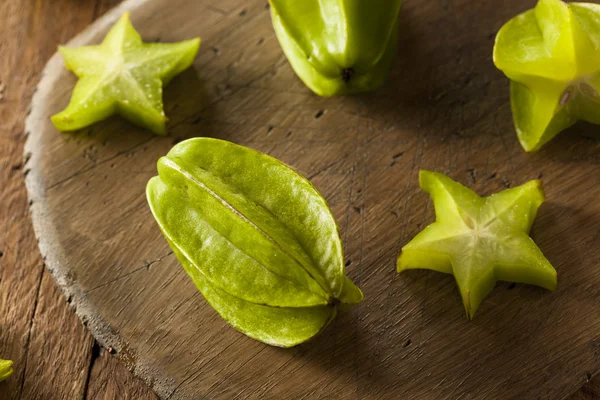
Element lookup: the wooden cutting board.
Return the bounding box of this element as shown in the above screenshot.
[23,0,600,398]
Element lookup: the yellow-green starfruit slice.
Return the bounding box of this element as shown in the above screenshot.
[397,171,556,319]
[0,358,13,382]
[493,0,600,151]
[146,138,363,347]
[52,13,200,135]
[269,0,403,96]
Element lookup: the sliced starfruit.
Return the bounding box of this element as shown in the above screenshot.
[397,171,556,319]
[52,13,200,135]
[269,0,403,96]
[493,0,600,151]
[146,138,363,347]
[0,358,13,382]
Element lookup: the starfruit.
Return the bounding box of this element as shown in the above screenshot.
[269,0,403,96]
[0,358,13,382]
[397,171,556,319]
[146,138,363,347]
[52,13,200,135]
[493,0,600,151]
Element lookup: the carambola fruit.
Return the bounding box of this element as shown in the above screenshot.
[0,358,13,382]
[269,0,403,96]
[146,138,363,347]
[52,13,200,135]
[494,0,600,151]
[397,171,556,319]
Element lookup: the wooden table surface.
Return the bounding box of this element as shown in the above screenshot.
[0,1,599,399]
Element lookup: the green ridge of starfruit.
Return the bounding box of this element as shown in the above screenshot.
[269,0,403,96]
[493,0,600,151]
[52,13,200,135]
[397,171,556,319]
[0,359,13,382]
[146,138,363,347]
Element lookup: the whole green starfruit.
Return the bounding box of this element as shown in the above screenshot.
[269,0,403,96]
[0,358,13,382]
[146,138,363,347]
[494,0,600,151]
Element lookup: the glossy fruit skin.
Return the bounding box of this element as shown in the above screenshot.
[397,171,556,319]
[52,13,200,135]
[493,0,600,151]
[0,359,13,382]
[146,138,363,347]
[269,0,402,96]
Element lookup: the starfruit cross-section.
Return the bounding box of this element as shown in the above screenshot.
[52,13,200,135]
[398,171,556,319]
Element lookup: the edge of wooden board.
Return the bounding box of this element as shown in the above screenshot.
[23,0,177,397]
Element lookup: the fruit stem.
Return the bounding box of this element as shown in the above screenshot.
[341,68,354,83]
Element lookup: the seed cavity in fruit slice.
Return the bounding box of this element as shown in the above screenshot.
[52,13,200,135]
[493,0,600,151]
[397,170,557,319]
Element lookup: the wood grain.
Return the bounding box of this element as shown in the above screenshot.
[573,379,600,400]
[0,0,597,399]
[22,0,600,398]
[0,1,155,399]
[87,347,157,400]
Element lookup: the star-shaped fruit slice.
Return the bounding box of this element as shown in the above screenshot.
[397,171,557,319]
[52,13,200,135]
[493,0,600,151]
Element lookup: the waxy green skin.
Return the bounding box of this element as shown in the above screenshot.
[52,13,200,135]
[0,359,13,382]
[398,171,556,319]
[269,0,402,96]
[146,138,363,347]
[494,0,600,151]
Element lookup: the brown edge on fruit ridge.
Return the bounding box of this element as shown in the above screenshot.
[23,0,177,398]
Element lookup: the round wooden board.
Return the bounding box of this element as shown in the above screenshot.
[24,0,600,398]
